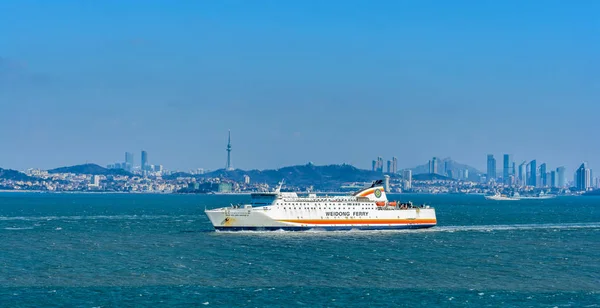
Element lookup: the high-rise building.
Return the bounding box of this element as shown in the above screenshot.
[372,160,377,172]
[402,169,412,190]
[487,154,496,182]
[386,160,392,173]
[518,162,527,187]
[384,175,390,192]
[243,175,250,185]
[226,130,233,171]
[90,175,100,187]
[540,163,547,186]
[503,154,511,185]
[377,157,384,173]
[556,167,566,188]
[576,162,592,191]
[141,150,148,171]
[392,157,398,174]
[550,171,557,188]
[443,160,453,177]
[528,160,537,187]
[429,157,438,174]
[125,152,134,171]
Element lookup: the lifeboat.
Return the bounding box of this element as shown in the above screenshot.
[375,201,386,207]
[388,201,397,206]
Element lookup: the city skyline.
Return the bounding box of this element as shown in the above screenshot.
[1,1,599,172]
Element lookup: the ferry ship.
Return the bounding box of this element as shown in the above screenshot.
[205,180,436,231]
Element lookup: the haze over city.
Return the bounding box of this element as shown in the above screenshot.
[1,1,598,172]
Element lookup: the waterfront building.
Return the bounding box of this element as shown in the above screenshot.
[392,157,398,174]
[575,163,592,191]
[503,154,511,185]
[372,160,376,172]
[141,150,148,171]
[402,169,412,190]
[540,163,547,187]
[528,160,537,187]
[518,162,527,187]
[429,157,438,174]
[487,154,496,182]
[384,175,390,192]
[550,171,556,188]
[125,152,134,171]
[387,160,392,173]
[556,166,566,188]
[243,175,250,185]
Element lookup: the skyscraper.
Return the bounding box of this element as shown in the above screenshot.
[372,160,376,172]
[226,130,233,171]
[444,160,452,177]
[386,160,392,173]
[576,162,591,191]
[141,151,148,171]
[550,171,556,188]
[429,157,438,174]
[125,152,134,171]
[503,154,511,185]
[392,157,398,174]
[402,169,412,190]
[384,175,390,192]
[528,160,537,187]
[377,157,384,173]
[556,167,566,188]
[486,154,496,182]
[540,163,547,186]
[518,161,527,187]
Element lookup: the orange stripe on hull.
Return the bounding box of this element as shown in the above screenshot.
[278,219,437,225]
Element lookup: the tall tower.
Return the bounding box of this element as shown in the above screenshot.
[226,130,233,171]
[487,154,496,182]
[503,154,511,185]
[141,150,148,171]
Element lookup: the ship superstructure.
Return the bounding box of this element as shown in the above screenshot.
[205,180,436,231]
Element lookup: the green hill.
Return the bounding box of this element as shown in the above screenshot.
[170,163,396,191]
[0,168,34,181]
[48,164,132,176]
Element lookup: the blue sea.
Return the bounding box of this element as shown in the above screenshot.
[0,193,598,307]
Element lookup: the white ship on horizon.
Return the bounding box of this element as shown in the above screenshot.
[484,192,520,201]
[205,180,436,231]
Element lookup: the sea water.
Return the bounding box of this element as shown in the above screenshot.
[0,193,598,307]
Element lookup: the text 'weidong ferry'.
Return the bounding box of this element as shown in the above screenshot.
[205,180,436,231]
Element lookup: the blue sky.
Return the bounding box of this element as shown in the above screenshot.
[0,0,598,173]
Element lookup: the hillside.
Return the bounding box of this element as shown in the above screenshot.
[48,164,132,176]
[176,163,397,191]
[412,173,454,181]
[411,157,482,181]
[0,168,34,181]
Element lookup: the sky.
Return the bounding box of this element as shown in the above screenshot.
[0,0,598,173]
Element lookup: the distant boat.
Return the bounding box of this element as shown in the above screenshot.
[484,192,520,201]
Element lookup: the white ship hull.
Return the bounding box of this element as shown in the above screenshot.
[484,195,520,201]
[205,181,436,231]
[518,195,556,200]
[205,207,436,231]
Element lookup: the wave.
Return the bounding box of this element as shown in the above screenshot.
[3,227,34,230]
[0,215,197,221]
[433,222,600,233]
[215,222,600,236]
